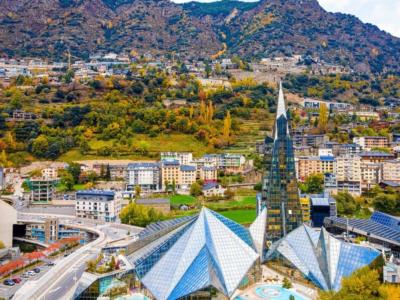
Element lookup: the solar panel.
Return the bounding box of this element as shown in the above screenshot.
[326,216,400,244]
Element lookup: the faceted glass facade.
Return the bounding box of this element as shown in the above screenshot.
[262,83,303,242]
[128,208,262,300]
[266,225,380,291]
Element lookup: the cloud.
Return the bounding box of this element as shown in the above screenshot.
[172,0,400,37]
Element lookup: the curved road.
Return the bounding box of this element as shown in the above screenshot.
[12,213,142,300]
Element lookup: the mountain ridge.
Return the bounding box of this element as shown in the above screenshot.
[0,0,399,73]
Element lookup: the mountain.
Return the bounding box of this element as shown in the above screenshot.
[0,0,399,73]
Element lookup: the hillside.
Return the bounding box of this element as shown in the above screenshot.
[0,0,399,73]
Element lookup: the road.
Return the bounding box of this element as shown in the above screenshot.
[12,213,142,300]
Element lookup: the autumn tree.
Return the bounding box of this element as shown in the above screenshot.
[223,111,232,144]
[318,103,329,133]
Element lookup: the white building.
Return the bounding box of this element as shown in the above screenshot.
[382,160,400,183]
[41,168,58,179]
[160,152,193,165]
[75,190,120,222]
[0,200,17,248]
[126,163,161,191]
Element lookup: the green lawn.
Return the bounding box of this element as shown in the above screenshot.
[169,194,197,206]
[219,209,257,225]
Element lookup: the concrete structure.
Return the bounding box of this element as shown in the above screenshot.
[126,162,161,191]
[0,200,17,248]
[135,198,171,214]
[354,136,389,151]
[179,165,197,189]
[75,190,120,222]
[28,177,58,203]
[382,160,400,183]
[19,217,83,243]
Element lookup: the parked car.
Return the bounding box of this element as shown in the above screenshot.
[33,268,41,273]
[21,273,29,278]
[27,271,36,276]
[3,279,15,286]
[47,262,55,266]
[12,277,22,284]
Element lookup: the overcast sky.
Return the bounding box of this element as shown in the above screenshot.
[172,0,400,37]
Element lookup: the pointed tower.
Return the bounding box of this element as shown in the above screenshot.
[261,82,303,243]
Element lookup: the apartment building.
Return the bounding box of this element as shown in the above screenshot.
[361,162,382,191]
[199,166,218,183]
[296,156,336,181]
[382,160,400,183]
[75,190,120,222]
[161,160,180,189]
[160,152,193,165]
[359,152,395,163]
[293,134,329,148]
[201,153,246,173]
[354,136,389,150]
[126,162,161,191]
[179,165,197,189]
[336,155,361,182]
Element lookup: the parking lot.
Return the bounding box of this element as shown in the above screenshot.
[0,261,56,299]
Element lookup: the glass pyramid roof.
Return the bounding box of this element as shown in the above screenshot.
[139,208,259,300]
[266,224,380,291]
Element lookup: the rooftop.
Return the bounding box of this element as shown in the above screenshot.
[127,208,264,299]
[76,190,115,197]
[136,198,170,205]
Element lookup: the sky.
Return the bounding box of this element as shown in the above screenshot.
[172,0,400,37]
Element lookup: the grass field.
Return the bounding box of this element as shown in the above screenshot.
[169,194,197,206]
[59,133,213,162]
[219,209,257,224]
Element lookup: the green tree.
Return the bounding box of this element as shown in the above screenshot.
[67,163,81,184]
[61,173,74,191]
[31,135,49,157]
[120,203,164,227]
[190,182,202,197]
[300,173,324,194]
[282,277,292,289]
[373,193,400,215]
[334,192,360,216]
